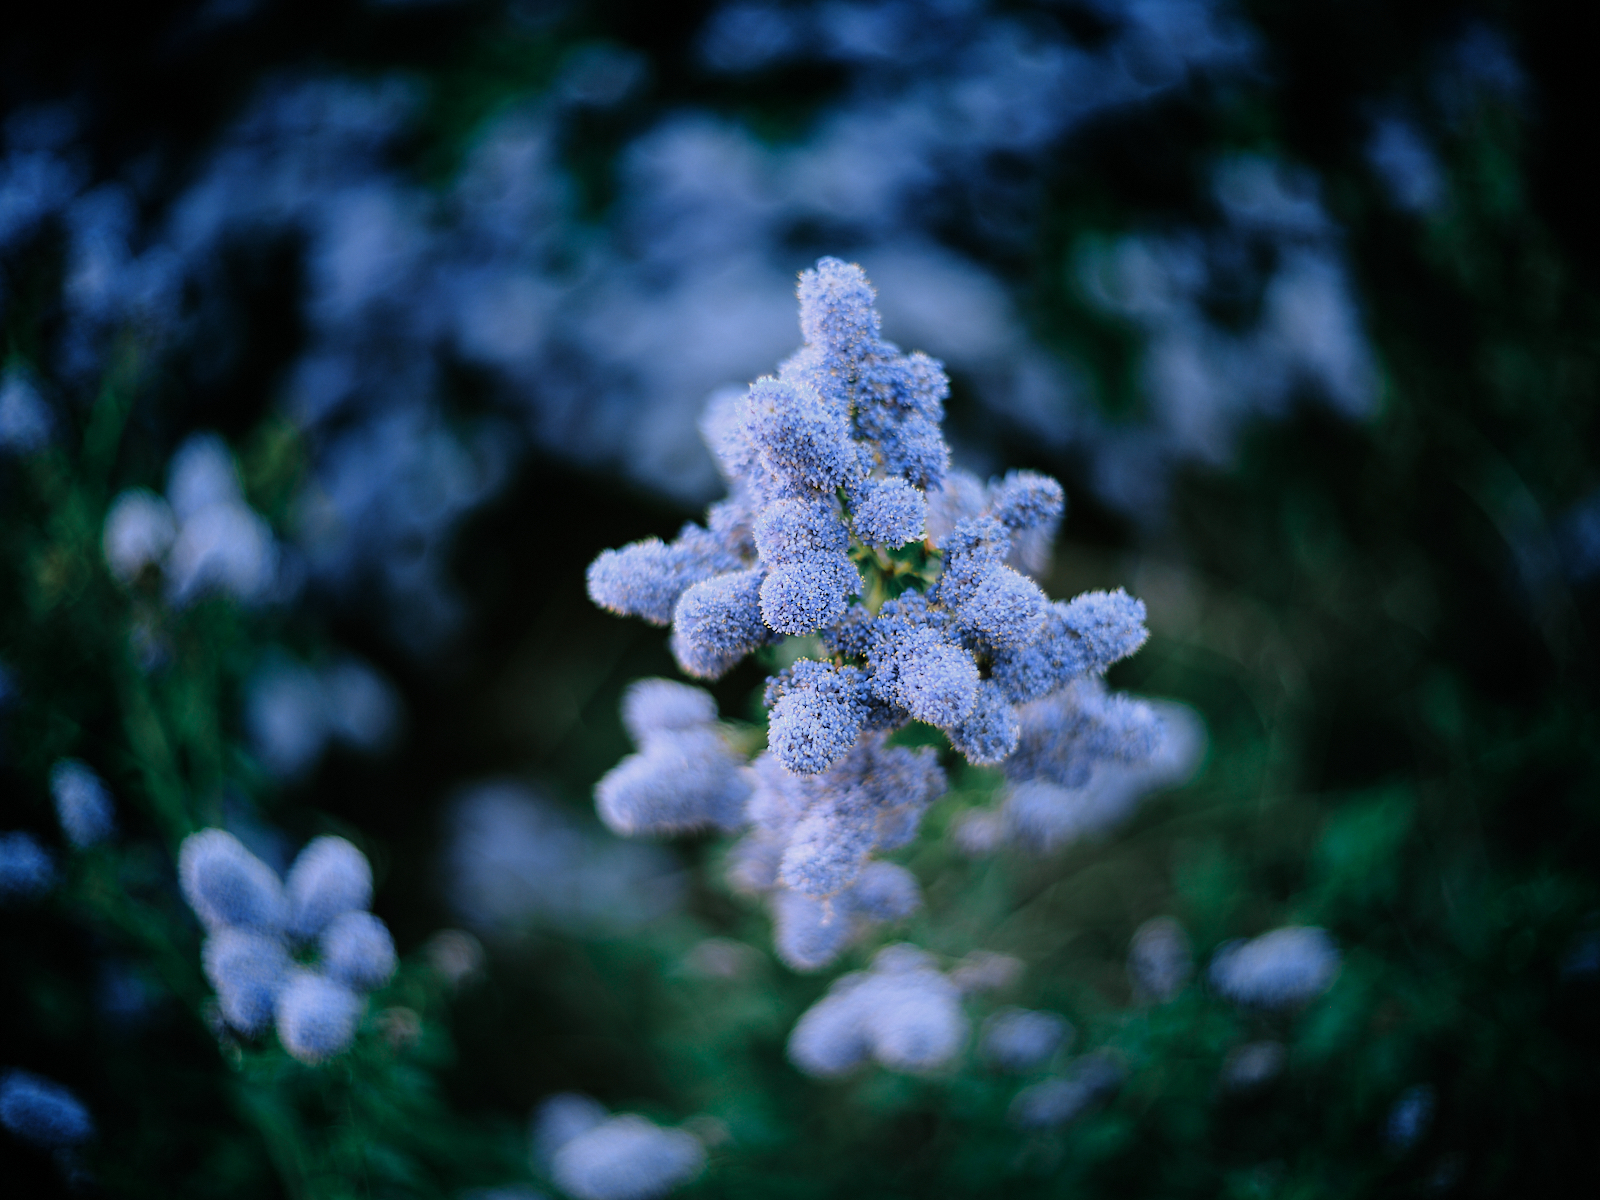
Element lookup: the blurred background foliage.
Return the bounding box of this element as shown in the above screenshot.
[3,1,1599,1197]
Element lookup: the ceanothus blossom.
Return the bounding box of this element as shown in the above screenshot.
[787,944,968,1078]
[587,261,1167,966]
[48,759,116,848]
[979,1008,1072,1073]
[102,432,279,607]
[535,1094,706,1200]
[595,679,751,835]
[178,829,396,1062]
[1008,1051,1125,1129]
[0,1068,93,1148]
[0,832,56,901]
[1127,916,1193,1003]
[1208,925,1340,1009]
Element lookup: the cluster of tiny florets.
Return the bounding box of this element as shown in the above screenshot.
[586,258,1167,1004]
[726,735,939,971]
[178,830,396,1062]
[595,679,751,836]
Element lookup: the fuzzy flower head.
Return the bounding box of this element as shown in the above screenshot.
[0,832,57,902]
[980,1008,1072,1073]
[548,1111,706,1200]
[0,1069,94,1148]
[587,258,1156,783]
[1128,917,1194,1003]
[102,432,280,608]
[1209,926,1340,1009]
[587,260,1167,979]
[787,944,968,1077]
[49,759,116,849]
[596,680,752,836]
[178,827,398,1063]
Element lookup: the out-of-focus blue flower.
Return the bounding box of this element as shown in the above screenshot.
[788,944,968,1076]
[1385,1084,1436,1151]
[318,911,396,992]
[0,365,52,453]
[621,678,719,740]
[532,1092,608,1171]
[979,1008,1071,1073]
[203,927,291,1035]
[275,969,363,1065]
[0,832,56,901]
[0,1068,94,1147]
[285,835,374,941]
[443,781,685,937]
[246,653,402,780]
[101,434,280,609]
[546,1107,706,1200]
[1367,116,1446,213]
[180,829,289,933]
[1219,1040,1287,1093]
[48,759,116,848]
[956,696,1204,856]
[596,680,752,836]
[103,489,177,584]
[1127,916,1193,1003]
[1008,1051,1124,1129]
[697,3,807,74]
[179,827,396,1061]
[1209,926,1340,1008]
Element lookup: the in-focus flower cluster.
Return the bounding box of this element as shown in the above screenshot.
[589,259,1168,980]
[178,830,396,1063]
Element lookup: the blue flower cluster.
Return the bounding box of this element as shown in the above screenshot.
[951,690,1205,858]
[589,258,1167,971]
[1126,916,1194,1004]
[1008,1051,1125,1130]
[787,944,968,1078]
[1208,926,1341,1009]
[178,830,396,1063]
[595,680,752,836]
[729,735,941,971]
[591,259,1123,770]
[103,433,279,608]
[0,1067,93,1149]
[978,1007,1072,1073]
[0,831,56,901]
[48,758,116,849]
[533,1094,706,1200]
